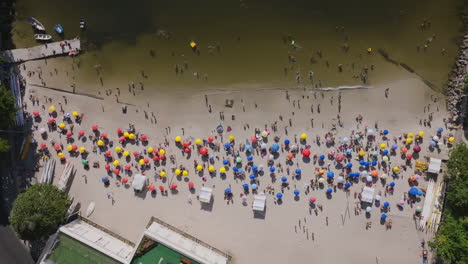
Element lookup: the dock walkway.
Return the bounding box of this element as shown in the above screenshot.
[0,38,80,63]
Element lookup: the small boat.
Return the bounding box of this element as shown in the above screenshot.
[86,201,95,217]
[28,17,45,31]
[54,24,64,34]
[35,34,52,41]
[79,19,86,29]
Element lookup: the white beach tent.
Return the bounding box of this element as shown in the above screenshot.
[132,174,148,192]
[361,186,375,203]
[253,193,266,211]
[199,187,213,203]
[428,158,442,174]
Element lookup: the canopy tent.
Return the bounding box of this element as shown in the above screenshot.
[253,193,267,211]
[428,158,441,174]
[361,186,375,203]
[199,187,213,203]
[131,174,148,192]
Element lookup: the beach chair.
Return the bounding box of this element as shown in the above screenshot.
[253,193,266,211]
[199,187,213,203]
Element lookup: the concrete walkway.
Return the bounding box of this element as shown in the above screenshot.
[0,38,80,63]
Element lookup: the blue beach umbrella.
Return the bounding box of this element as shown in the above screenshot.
[327,171,334,179]
[269,167,275,173]
[224,143,231,149]
[101,177,109,183]
[245,144,252,151]
[225,188,232,194]
[326,188,333,194]
[294,189,300,196]
[295,169,301,175]
[271,144,280,152]
[391,144,398,150]
[252,166,258,172]
[371,160,377,166]
[237,168,243,174]
[382,149,389,155]
[409,187,420,196]
[364,162,370,167]
[233,167,239,173]
[437,127,444,133]
[247,155,253,161]
[281,176,288,183]
[223,159,229,165]
[346,163,353,169]
[243,183,249,189]
[284,139,290,145]
[319,155,325,160]
[381,213,387,220]
[345,182,351,188]
[389,182,395,187]
[249,174,256,180]
[429,141,436,147]
[276,193,283,199]
[383,202,390,207]
[383,129,389,135]
[346,149,353,155]
[359,160,365,166]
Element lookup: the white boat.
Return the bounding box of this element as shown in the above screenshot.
[79,19,86,29]
[57,162,74,191]
[35,34,52,41]
[28,17,45,31]
[86,202,95,217]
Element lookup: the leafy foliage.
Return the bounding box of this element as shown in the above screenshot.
[0,85,16,129]
[429,144,468,263]
[0,137,10,152]
[9,184,71,241]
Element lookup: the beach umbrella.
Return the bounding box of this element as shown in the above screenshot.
[346,163,353,169]
[101,177,109,183]
[300,133,307,140]
[105,164,111,171]
[140,134,148,141]
[48,105,55,112]
[219,167,226,173]
[113,160,120,166]
[182,170,189,176]
[199,147,209,156]
[208,165,215,172]
[188,182,194,189]
[196,165,203,171]
[128,133,135,140]
[383,202,390,207]
[318,178,325,184]
[409,187,421,196]
[251,183,258,190]
[121,177,128,183]
[225,188,232,195]
[343,137,349,143]
[406,153,413,160]
[295,169,301,175]
[380,143,387,149]
[175,136,181,142]
[229,135,235,141]
[375,195,381,201]
[415,206,422,213]
[97,139,104,146]
[337,176,344,183]
[57,152,64,159]
[284,139,290,145]
[327,171,335,179]
[91,124,98,131]
[269,167,275,173]
[301,148,311,157]
[271,144,280,152]
[367,129,374,136]
[249,174,256,180]
[115,146,122,153]
[366,206,372,213]
[326,188,333,194]
[392,166,400,173]
[389,181,395,187]
[391,144,398,150]
[381,213,387,220]
[382,149,389,155]
[448,137,455,143]
[247,155,253,161]
[243,183,249,189]
[245,144,252,151]
[101,132,108,138]
[366,176,373,182]
[236,157,242,163]
[252,166,258,172]
[125,164,131,171]
[159,186,165,192]
[207,136,214,143]
[371,170,379,177]
[159,171,166,177]
[437,127,444,133]
[250,136,257,143]
[335,154,344,162]
[170,183,177,190]
[291,145,298,151]
[281,176,288,183]
[40,142,47,149]
[344,182,351,188]
[380,173,388,180]
[276,193,283,199]
[319,154,325,160]
[309,196,316,203]
[294,189,300,196]
[113,169,120,175]
[149,185,155,191]
[383,129,389,135]
[406,138,413,144]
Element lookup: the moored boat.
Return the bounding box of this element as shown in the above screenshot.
[54,24,64,34]
[80,19,86,29]
[28,17,45,31]
[34,34,52,41]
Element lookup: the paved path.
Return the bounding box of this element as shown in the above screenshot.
[0,38,80,63]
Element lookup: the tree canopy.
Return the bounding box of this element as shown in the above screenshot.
[9,184,71,241]
[429,144,468,263]
[0,84,16,129]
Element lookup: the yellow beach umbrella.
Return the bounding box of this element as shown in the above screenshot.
[67,145,73,151]
[219,167,226,173]
[48,105,55,112]
[175,136,182,142]
[58,123,66,129]
[359,150,366,156]
[79,147,86,153]
[57,152,64,158]
[393,166,400,173]
[123,150,130,156]
[418,131,425,137]
[406,138,413,144]
[182,170,189,176]
[123,132,130,138]
[72,111,79,117]
[115,146,122,152]
[147,147,153,153]
[408,132,415,138]
[113,160,120,166]
[159,149,166,155]
[195,139,202,145]
[139,159,145,165]
[380,143,386,149]
[208,165,215,172]
[128,133,135,140]
[229,135,235,141]
[260,131,268,138]
[300,133,307,140]
[196,165,203,171]
[448,137,455,143]
[159,171,166,177]
[97,140,104,146]
[175,169,181,175]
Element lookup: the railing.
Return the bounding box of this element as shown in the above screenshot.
[147,216,232,261]
[78,216,135,247]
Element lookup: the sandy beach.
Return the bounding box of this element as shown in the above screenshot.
[20,54,455,264]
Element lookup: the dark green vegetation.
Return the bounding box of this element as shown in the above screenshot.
[0,57,17,153]
[429,144,468,264]
[9,184,71,241]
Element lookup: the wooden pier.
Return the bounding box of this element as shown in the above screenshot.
[0,38,80,63]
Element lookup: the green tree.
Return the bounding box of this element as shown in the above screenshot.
[0,137,10,152]
[428,216,468,264]
[0,85,16,129]
[9,184,71,241]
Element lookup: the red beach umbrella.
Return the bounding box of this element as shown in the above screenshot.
[66,131,73,138]
[207,136,214,143]
[32,110,40,117]
[170,183,177,190]
[117,128,123,135]
[72,145,78,151]
[101,132,108,138]
[48,117,55,123]
[53,144,61,150]
[184,147,191,153]
[199,147,208,156]
[251,136,257,142]
[144,158,149,164]
[113,168,120,175]
[159,185,165,192]
[159,154,166,160]
[78,130,85,137]
[182,141,190,148]
[406,153,413,160]
[121,177,128,183]
[125,164,131,170]
[119,136,126,142]
[40,142,47,149]
[152,155,160,162]
[141,134,148,141]
[302,149,311,157]
[92,124,99,131]
[335,154,344,162]
[309,197,317,203]
[287,153,294,160]
[413,145,421,153]
[133,151,140,158]
[105,164,111,171]
[105,150,111,156]
[149,185,155,191]
[188,182,194,189]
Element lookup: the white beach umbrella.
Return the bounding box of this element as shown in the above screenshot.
[337,176,344,183]
[366,206,372,213]
[261,143,267,149]
[375,195,381,201]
